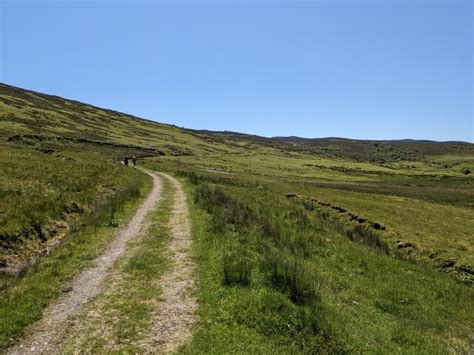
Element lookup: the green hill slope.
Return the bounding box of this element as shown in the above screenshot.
[0,83,249,157]
[1,83,473,353]
[1,82,473,276]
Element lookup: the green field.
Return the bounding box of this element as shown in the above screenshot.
[1,83,473,352]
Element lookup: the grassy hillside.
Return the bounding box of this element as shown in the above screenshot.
[1,83,473,352]
[273,135,474,163]
[0,83,247,275]
[0,83,258,157]
[0,146,146,275]
[175,177,472,353]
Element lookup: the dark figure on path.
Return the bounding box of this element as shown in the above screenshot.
[132,156,137,166]
[124,155,129,166]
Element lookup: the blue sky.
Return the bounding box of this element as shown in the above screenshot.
[1,0,472,141]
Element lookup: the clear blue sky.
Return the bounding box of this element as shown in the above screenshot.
[1,0,472,141]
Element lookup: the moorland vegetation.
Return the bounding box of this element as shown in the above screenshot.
[1,83,473,352]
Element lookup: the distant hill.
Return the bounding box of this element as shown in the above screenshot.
[0,83,255,158]
[1,82,472,162]
[271,136,473,162]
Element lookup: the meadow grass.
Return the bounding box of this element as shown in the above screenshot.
[148,157,473,283]
[181,178,473,353]
[428,154,474,174]
[276,182,474,282]
[180,181,340,354]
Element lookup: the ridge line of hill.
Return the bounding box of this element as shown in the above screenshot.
[2,82,471,145]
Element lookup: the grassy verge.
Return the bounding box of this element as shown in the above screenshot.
[181,179,473,353]
[179,181,341,354]
[0,171,153,352]
[0,144,148,273]
[63,175,174,352]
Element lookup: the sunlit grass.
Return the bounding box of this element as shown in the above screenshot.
[0,176,152,351]
[182,178,473,353]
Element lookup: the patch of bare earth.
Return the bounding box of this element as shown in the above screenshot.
[8,171,163,355]
[139,172,198,353]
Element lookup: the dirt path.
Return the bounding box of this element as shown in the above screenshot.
[8,171,163,355]
[140,172,198,353]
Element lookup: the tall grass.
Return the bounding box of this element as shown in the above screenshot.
[186,178,473,353]
[301,198,389,253]
[223,248,253,287]
[195,184,323,305]
[192,182,333,351]
[264,248,319,305]
[182,181,340,353]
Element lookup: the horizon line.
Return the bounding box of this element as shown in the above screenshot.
[2,81,472,144]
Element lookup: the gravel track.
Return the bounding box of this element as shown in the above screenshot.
[140,172,198,353]
[8,170,163,354]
